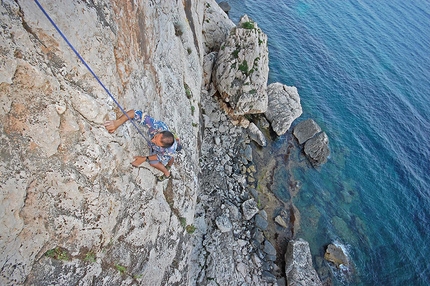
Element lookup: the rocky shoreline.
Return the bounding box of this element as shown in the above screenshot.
[192,2,333,284]
[0,0,334,285]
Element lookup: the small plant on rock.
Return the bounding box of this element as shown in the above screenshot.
[186,224,196,234]
[241,21,255,29]
[238,60,249,75]
[115,264,127,275]
[45,247,70,261]
[84,252,96,263]
[180,217,187,228]
[184,83,192,99]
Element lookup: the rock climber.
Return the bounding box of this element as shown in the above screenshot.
[104,110,178,181]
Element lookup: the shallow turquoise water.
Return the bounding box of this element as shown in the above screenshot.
[224,0,430,284]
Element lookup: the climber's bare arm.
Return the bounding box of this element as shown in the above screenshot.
[104,110,135,133]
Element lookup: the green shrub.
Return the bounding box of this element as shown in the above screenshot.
[238,60,249,74]
[241,21,255,29]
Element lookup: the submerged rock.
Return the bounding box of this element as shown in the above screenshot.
[275,215,289,228]
[324,243,349,268]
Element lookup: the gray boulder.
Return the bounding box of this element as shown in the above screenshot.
[285,239,322,286]
[202,0,235,53]
[265,83,302,135]
[293,119,321,144]
[293,119,330,166]
[275,215,288,228]
[255,213,268,230]
[213,15,269,115]
[218,2,231,13]
[304,132,330,166]
[248,122,267,147]
[215,213,233,233]
[242,199,259,220]
[203,52,218,88]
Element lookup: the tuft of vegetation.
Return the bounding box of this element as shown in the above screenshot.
[186,224,196,234]
[191,105,195,116]
[187,47,192,54]
[180,217,187,228]
[232,49,239,58]
[184,83,192,99]
[115,264,127,275]
[238,60,249,75]
[84,252,96,263]
[241,21,255,29]
[45,247,70,261]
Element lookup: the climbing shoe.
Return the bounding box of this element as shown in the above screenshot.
[157,174,171,182]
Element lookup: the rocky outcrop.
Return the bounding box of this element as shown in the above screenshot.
[202,1,235,54]
[293,119,330,166]
[213,15,269,115]
[285,239,323,286]
[265,83,303,136]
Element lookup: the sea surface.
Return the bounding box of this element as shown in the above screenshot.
[223,0,430,285]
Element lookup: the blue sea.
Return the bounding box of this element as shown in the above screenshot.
[223,0,430,285]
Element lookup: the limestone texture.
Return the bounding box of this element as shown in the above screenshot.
[1,0,203,285]
[265,83,302,136]
[0,0,318,285]
[293,119,330,167]
[213,15,269,115]
[285,239,323,286]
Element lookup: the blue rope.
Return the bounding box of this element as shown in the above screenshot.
[34,0,150,143]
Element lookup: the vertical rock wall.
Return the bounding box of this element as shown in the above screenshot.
[0,0,204,285]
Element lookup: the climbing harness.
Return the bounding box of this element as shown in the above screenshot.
[34,0,151,144]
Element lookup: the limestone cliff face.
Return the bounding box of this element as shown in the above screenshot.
[1,0,205,285]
